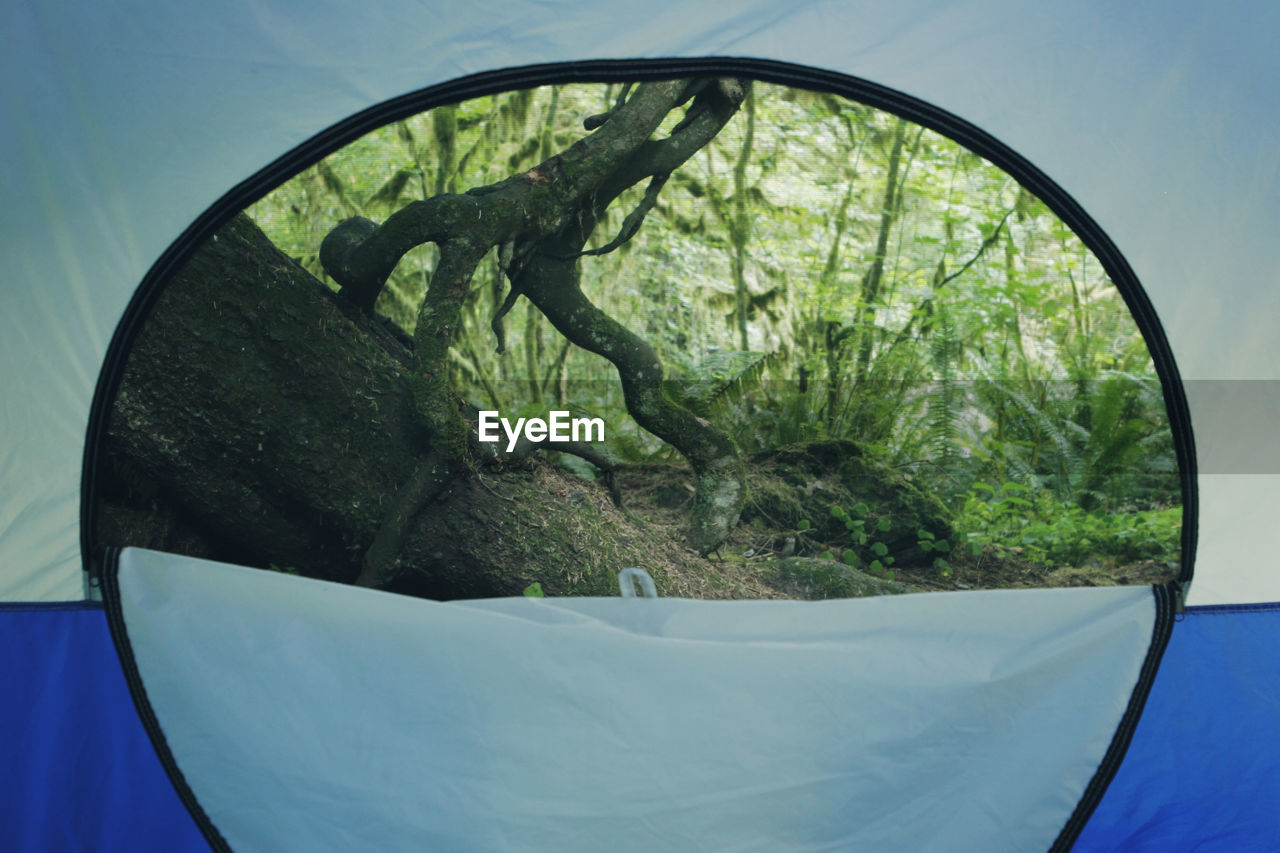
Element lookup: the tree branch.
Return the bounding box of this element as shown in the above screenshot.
[885,209,1015,355]
[320,78,754,561]
[319,80,697,311]
[519,252,744,553]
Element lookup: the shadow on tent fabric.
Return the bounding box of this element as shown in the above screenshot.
[0,603,208,853]
[1076,604,1280,852]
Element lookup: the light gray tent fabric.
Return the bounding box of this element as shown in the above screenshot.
[2,1,1279,604]
[117,547,1155,851]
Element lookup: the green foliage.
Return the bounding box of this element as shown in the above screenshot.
[957,482,1180,566]
[672,349,773,417]
[523,582,545,598]
[248,79,1180,578]
[824,500,913,574]
[770,556,906,599]
[915,528,951,554]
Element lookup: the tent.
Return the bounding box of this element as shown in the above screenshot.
[3,2,1277,849]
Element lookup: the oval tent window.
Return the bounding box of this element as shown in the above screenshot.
[93,78,1181,601]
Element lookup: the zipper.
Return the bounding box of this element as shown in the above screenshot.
[83,56,1197,853]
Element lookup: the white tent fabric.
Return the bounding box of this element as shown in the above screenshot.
[117,547,1156,851]
[3,0,1279,604]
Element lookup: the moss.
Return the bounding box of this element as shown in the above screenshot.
[768,557,914,599]
[388,461,672,600]
[743,441,952,569]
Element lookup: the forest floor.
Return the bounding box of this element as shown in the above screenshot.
[605,458,1178,600]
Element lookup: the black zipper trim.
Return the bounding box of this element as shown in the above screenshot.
[1050,582,1179,852]
[0,600,103,613]
[99,558,1183,853]
[79,56,1197,595]
[82,57,1198,852]
[1186,601,1280,615]
[100,547,233,853]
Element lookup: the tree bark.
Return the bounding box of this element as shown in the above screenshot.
[100,78,759,599]
[97,214,676,599]
[319,78,751,555]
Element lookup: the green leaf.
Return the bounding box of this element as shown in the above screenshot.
[917,528,935,541]
[871,542,889,557]
[523,582,545,598]
[870,559,884,574]
[852,502,870,518]
[876,517,892,532]
[841,549,859,566]
[797,519,811,532]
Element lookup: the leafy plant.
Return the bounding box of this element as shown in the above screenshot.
[826,501,904,574]
[956,482,1179,566]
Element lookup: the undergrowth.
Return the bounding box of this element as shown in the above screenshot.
[957,481,1180,567]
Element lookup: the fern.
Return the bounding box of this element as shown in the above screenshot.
[675,350,773,417]
[969,353,1080,495]
[1071,374,1176,508]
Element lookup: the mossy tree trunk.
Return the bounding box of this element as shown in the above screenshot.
[101,79,759,597]
[98,214,673,599]
[320,79,751,569]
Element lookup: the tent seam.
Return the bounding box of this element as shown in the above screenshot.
[101,547,232,853]
[1050,583,1177,851]
[85,57,1196,851]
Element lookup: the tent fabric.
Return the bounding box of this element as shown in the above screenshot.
[112,547,1159,852]
[1076,603,1280,852]
[3,2,1279,850]
[3,0,1279,604]
[6,596,1273,852]
[0,603,208,852]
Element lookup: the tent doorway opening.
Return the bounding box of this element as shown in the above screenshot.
[89,72,1183,602]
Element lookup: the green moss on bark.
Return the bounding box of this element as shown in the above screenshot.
[742,441,953,569]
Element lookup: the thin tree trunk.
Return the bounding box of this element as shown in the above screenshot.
[854,117,908,384]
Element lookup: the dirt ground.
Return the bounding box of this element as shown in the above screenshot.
[608,459,1178,600]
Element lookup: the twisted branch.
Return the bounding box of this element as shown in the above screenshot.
[320,78,754,576]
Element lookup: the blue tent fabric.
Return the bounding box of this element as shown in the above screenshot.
[0,604,207,853]
[106,548,1164,852]
[1076,604,1280,851]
